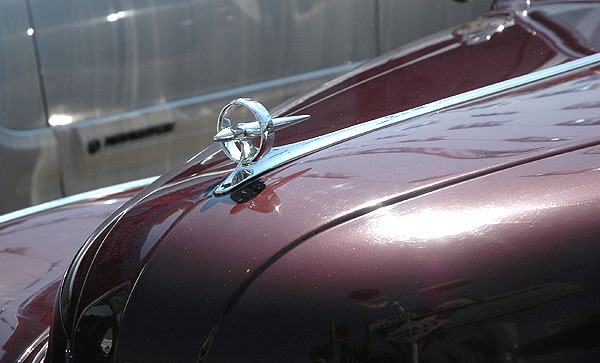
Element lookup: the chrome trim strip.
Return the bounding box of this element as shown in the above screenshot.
[16,327,49,363]
[32,342,48,363]
[0,176,158,224]
[215,52,600,194]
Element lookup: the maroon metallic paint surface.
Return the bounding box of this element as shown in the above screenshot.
[207,145,600,361]
[56,58,600,362]
[0,190,139,361]
[30,2,600,361]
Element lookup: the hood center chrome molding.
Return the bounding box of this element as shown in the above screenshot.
[212,53,600,195]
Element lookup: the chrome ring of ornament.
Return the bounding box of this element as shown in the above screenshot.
[216,98,274,165]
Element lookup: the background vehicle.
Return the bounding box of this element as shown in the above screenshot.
[3,0,600,362]
[0,0,488,214]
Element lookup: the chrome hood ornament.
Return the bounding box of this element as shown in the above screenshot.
[213,98,309,195]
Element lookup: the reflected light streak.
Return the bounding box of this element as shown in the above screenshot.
[369,200,565,243]
[374,208,510,242]
[107,11,128,22]
[48,114,74,126]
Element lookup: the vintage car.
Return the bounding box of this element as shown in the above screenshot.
[0,0,488,214]
[2,0,600,361]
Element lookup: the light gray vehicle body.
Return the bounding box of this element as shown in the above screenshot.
[0,0,488,214]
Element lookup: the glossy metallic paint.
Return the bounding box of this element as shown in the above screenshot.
[0,187,142,361]
[207,145,600,361]
[53,58,600,361]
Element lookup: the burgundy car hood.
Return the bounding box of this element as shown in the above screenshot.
[51,51,600,361]
[46,3,600,361]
